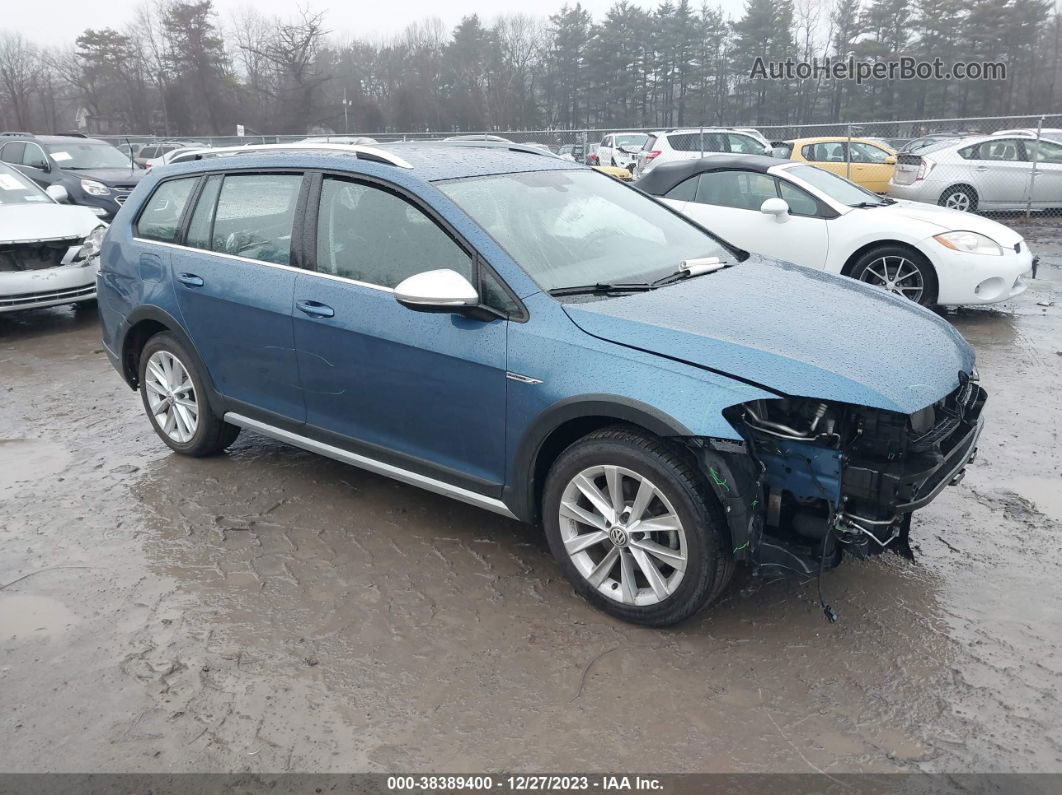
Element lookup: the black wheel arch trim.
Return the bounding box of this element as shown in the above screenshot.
[504,394,694,523]
[118,304,226,418]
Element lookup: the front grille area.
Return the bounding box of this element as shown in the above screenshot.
[0,283,96,308]
[114,194,129,205]
[910,379,985,452]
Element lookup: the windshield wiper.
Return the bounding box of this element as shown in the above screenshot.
[548,282,652,297]
[849,200,891,208]
[651,256,730,288]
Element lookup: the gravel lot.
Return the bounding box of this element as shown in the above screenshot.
[1,228,1060,775]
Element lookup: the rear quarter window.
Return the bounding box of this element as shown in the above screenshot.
[136,178,198,243]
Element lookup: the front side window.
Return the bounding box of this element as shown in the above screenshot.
[0,164,51,204]
[136,178,197,243]
[777,180,820,216]
[316,177,472,288]
[695,171,777,211]
[44,142,134,170]
[614,133,649,151]
[21,144,49,169]
[848,142,890,163]
[209,173,302,265]
[438,169,730,292]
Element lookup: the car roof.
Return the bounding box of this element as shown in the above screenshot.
[634,153,786,194]
[33,135,111,146]
[158,142,582,183]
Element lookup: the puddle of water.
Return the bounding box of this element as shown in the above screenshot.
[0,594,78,638]
[1009,476,1062,523]
[0,439,72,492]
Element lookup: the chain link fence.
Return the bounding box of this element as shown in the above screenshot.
[98,113,1062,219]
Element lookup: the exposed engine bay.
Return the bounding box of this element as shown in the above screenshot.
[0,238,87,272]
[694,371,986,587]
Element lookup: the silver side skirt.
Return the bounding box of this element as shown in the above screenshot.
[224,412,518,520]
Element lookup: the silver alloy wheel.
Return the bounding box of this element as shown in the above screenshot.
[144,350,199,443]
[558,465,687,606]
[859,255,925,303]
[943,190,971,211]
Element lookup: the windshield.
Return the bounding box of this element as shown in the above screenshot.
[438,169,732,292]
[614,134,648,149]
[44,142,135,170]
[787,165,888,207]
[0,165,51,205]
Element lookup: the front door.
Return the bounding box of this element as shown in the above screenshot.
[292,175,508,490]
[665,169,830,269]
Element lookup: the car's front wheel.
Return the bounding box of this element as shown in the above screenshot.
[849,245,938,307]
[542,427,733,626]
[138,332,240,456]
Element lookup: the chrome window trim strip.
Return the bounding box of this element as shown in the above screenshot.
[132,238,394,293]
[224,413,517,520]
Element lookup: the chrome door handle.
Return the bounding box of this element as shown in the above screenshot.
[177,273,204,287]
[296,299,334,318]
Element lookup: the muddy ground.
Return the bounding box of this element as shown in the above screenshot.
[1,225,1060,775]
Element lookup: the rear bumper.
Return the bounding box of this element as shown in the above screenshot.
[0,265,98,312]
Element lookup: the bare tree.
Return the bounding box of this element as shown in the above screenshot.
[0,33,42,130]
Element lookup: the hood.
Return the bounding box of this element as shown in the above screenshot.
[71,168,145,186]
[561,257,974,415]
[0,203,104,243]
[869,200,1023,247]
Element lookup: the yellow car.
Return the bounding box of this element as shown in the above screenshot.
[592,165,634,181]
[782,137,897,193]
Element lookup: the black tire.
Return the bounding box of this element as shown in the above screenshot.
[542,426,733,626]
[848,244,939,307]
[138,331,240,457]
[938,185,978,213]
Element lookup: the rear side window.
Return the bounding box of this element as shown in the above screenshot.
[136,178,197,243]
[694,170,777,210]
[803,143,846,162]
[209,173,302,265]
[186,174,223,249]
[667,133,726,152]
[664,176,700,202]
[316,177,472,289]
[0,142,26,165]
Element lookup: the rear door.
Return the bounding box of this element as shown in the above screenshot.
[846,142,895,193]
[160,170,307,421]
[292,174,510,489]
[1025,138,1062,208]
[959,139,1029,206]
[670,169,830,268]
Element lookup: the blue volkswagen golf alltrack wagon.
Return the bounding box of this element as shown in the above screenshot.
[98,141,985,626]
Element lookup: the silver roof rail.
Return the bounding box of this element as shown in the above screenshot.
[422,139,563,159]
[179,142,414,169]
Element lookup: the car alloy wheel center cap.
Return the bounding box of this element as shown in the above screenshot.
[608,525,630,547]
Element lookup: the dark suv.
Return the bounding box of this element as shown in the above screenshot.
[0,132,144,220]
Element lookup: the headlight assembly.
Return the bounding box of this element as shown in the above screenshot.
[80,179,111,197]
[933,231,1003,256]
[77,225,107,264]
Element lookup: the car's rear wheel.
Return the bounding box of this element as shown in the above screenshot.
[138,332,240,457]
[938,185,978,213]
[542,427,732,626]
[849,245,938,307]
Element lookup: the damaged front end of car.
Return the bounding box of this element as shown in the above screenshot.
[689,371,986,578]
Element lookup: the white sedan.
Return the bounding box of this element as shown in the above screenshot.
[636,154,1035,306]
[0,163,106,312]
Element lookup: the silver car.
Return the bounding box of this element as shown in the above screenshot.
[0,163,106,312]
[888,134,1062,212]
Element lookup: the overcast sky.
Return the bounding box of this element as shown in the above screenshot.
[13,0,749,46]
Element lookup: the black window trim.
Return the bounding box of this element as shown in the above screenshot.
[306,169,529,322]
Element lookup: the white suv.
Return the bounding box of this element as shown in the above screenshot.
[633,128,771,178]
